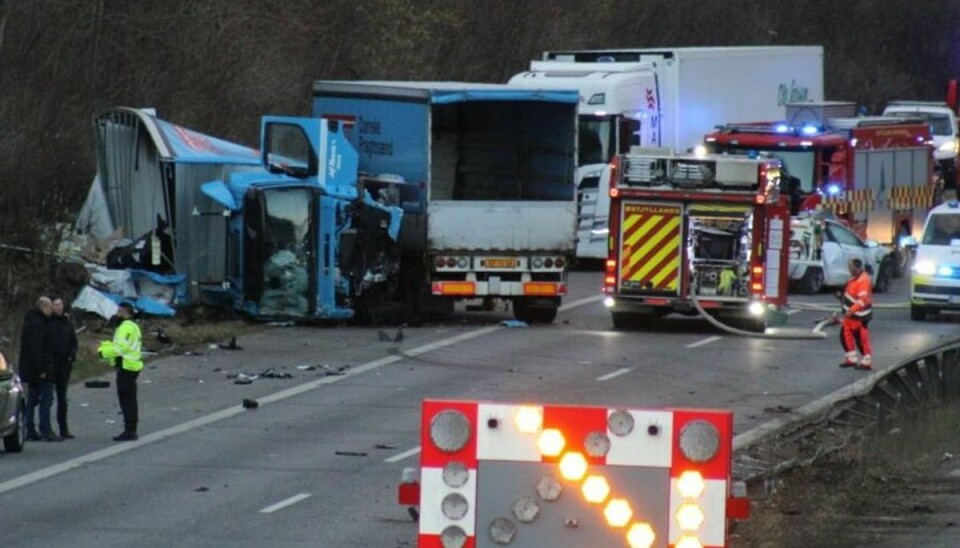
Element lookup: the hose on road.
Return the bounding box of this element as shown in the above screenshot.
[691,294,828,340]
[789,301,910,311]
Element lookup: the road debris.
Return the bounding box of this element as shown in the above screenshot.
[195,486,209,492]
[233,372,257,384]
[84,380,110,388]
[218,336,242,350]
[335,450,368,457]
[259,368,292,379]
[500,320,528,328]
[242,398,259,410]
[295,364,317,371]
[374,443,398,450]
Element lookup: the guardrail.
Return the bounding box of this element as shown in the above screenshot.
[733,338,960,482]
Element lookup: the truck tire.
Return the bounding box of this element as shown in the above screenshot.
[798,267,823,295]
[3,404,26,453]
[910,304,927,322]
[513,299,558,324]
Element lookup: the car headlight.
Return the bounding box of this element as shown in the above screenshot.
[938,139,959,154]
[914,260,937,276]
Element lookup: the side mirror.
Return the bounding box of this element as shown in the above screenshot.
[900,236,918,248]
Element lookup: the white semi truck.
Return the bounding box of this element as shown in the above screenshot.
[509,46,824,259]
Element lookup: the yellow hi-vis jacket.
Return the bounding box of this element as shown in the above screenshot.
[98,319,143,372]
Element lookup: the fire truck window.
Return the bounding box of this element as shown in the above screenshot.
[770,151,816,193]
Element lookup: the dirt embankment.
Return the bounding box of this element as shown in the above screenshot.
[734,405,960,547]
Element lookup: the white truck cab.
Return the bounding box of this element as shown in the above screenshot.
[883,101,958,188]
[910,201,960,320]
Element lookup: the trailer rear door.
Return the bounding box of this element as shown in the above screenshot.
[618,202,683,295]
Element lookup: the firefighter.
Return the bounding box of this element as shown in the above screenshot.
[838,258,873,370]
[98,302,143,441]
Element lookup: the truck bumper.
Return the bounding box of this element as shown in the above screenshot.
[432,278,567,298]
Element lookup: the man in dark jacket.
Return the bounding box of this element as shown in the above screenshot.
[19,296,61,441]
[50,297,78,439]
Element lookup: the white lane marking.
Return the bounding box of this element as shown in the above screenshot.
[687,336,722,348]
[384,446,421,463]
[259,493,312,513]
[786,309,802,316]
[0,293,602,495]
[597,368,632,382]
[559,294,604,311]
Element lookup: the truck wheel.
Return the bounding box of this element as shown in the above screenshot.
[513,300,557,324]
[910,304,927,322]
[3,404,26,453]
[798,267,823,295]
[873,262,891,293]
[611,312,638,329]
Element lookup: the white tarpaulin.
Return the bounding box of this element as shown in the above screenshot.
[72,286,119,319]
[76,175,116,242]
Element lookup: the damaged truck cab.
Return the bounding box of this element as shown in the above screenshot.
[202,117,402,320]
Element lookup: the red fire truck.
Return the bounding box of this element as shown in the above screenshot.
[401,399,748,548]
[600,148,790,331]
[704,102,936,276]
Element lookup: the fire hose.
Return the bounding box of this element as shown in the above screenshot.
[691,293,829,340]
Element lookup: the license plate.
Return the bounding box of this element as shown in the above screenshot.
[481,258,519,269]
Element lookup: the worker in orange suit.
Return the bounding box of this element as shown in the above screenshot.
[838,258,873,370]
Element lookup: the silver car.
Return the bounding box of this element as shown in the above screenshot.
[0,350,26,452]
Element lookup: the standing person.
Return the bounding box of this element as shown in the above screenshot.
[19,296,62,441]
[839,258,874,370]
[98,302,143,441]
[49,297,78,439]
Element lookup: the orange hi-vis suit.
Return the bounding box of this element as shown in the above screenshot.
[840,271,873,368]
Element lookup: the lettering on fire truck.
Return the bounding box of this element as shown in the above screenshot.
[410,399,744,548]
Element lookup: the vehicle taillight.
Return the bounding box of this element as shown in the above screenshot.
[750,265,763,294]
[610,187,621,198]
[544,257,554,268]
[446,257,457,268]
[605,259,618,290]
[434,257,446,268]
[555,257,565,268]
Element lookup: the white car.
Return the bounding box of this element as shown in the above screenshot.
[790,218,893,294]
[910,201,960,320]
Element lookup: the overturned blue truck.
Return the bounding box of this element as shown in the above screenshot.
[79,109,401,321]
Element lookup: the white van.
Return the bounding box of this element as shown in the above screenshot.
[910,201,960,320]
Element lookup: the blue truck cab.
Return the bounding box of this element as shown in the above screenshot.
[202,117,402,321]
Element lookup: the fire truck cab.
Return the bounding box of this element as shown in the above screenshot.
[704,102,936,278]
[601,148,790,331]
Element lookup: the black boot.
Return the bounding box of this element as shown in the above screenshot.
[112,431,138,442]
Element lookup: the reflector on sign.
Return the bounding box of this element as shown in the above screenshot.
[679,420,720,463]
[626,522,657,548]
[514,406,543,434]
[537,429,566,457]
[677,470,706,499]
[431,410,471,453]
[582,475,611,504]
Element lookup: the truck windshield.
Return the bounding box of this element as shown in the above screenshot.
[256,188,314,317]
[922,214,960,245]
[886,111,953,136]
[579,116,616,166]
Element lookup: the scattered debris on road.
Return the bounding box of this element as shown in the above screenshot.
[500,320,528,328]
[84,380,110,388]
[242,398,259,410]
[335,450,368,457]
[218,336,242,350]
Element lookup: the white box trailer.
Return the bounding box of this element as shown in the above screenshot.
[510,46,824,258]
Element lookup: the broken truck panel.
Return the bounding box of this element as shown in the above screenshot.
[89,107,262,295]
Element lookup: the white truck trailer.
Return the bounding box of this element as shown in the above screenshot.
[509,46,824,259]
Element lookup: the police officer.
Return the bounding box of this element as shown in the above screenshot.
[838,258,873,370]
[98,302,143,441]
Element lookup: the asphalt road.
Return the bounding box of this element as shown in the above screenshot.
[1,271,957,547]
